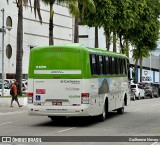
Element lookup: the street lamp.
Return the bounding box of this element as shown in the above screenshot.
[1,8,5,97]
[149,52,153,83]
[0,9,12,97]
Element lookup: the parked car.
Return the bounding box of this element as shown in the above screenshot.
[130,89,136,101]
[144,84,159,98]
[130,84,145,100]
[22,82,27,94]
[0,83,10,96]
[151,83,160,96]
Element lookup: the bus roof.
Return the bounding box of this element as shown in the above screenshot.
[31,43,128,59]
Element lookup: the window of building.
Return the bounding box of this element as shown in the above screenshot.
[6,44,12,59]
[6,16,12,31]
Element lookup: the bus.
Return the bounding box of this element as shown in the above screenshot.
[27,43,130,121]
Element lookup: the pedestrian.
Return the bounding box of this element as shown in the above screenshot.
[10,80,22,107]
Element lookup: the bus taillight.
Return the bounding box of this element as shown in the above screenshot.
[81,93,89,104]
[27,92,33,103]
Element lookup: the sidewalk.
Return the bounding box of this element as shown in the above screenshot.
[0,97,27,114]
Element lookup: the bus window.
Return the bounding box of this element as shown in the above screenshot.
[122,59,126,74]
[120,59,123,74]
[115,58,118,74]
[112,57,115,74]
[105,56,110,75]
[98,55,103,75]
[90,54,98,75]
[117,58,120,74]
[109,56,112,74]
[124,59,127,74]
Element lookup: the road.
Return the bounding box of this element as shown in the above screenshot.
[0,97,160,145]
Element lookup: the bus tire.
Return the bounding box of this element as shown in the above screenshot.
[117,99,125,114]
[98,99,108,122]
[117,107,124,114]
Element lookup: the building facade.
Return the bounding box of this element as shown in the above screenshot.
[0,0,74,79]
[0,1,160,83]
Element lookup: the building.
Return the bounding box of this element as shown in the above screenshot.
[0,1,160,83]
[0,1,74,79]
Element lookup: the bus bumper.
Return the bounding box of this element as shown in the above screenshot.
[27,104,92,117]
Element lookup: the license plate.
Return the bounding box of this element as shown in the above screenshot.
[52,102,62,106]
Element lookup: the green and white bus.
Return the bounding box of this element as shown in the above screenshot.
[27,43,130,121]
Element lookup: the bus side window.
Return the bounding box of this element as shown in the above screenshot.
[109,56,112,74]
[90,54,98,75]
[122,59,126,74]
[105,56,109,75]
[115,58,118,74]
[117,58,120,74]
[120,58,123,74]
[125,59,127,74]
[112,57,115,74]
[98,55,103,75]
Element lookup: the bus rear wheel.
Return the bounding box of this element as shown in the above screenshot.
[117,107,124,114]
[98,100,108,121]
[117,100,125,114]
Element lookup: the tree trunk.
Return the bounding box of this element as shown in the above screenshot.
[74,17,79,43]
[134,59,139,83]
[140,57,143,82]
[119,34,124,54]
[95,26,98,48]
[105,28,111,51]
[16,4,23,96]
[49,2,54,45]
[113,29,116,52]
[126,40,129,57]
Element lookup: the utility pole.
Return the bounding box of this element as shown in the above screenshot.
[1,8,5,97]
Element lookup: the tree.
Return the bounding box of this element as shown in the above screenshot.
[79,0,115,49]
[6,0,42,95]
[73,0,95,43]
[41,0,95,45]
[127,0,160,82]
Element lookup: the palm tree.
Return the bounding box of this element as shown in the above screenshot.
[6,0,42,95]
[73,0,95,43]
[41,0,95,45]
[132,47,150,83]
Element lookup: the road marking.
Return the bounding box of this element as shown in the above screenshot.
[133,108,143,112]
[0,122,12,126]
[58,127,76,133]
[151,142,160,145]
